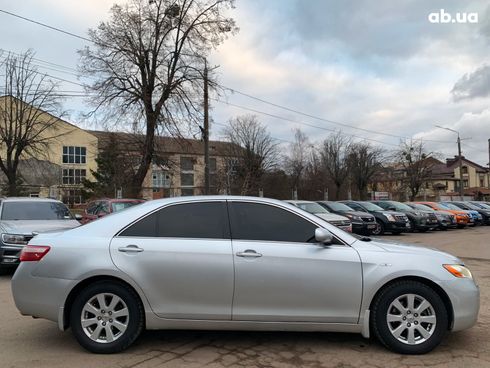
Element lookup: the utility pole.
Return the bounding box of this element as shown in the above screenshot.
[457,133,464,200]
[203,58,210,195]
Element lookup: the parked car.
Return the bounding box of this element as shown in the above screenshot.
[317,201,377,235]
[414,202,470,228]
[0,197,81,270]
[340,201,410,235]
[405,203,457,230]
[444,201,490,226]
[12,196,479,354]
[286,200,352,232]
[371,201,439,232]
[439,202,480,226]
[82,199,145,224]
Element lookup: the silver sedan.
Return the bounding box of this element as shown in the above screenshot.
[11,196,479,354]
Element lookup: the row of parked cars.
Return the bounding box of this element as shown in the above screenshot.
[286,199,490,236]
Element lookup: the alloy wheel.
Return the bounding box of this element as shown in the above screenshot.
[386,293,437,345]
[81,293,130,344]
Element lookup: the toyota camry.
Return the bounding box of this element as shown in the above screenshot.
[11,196,479,355]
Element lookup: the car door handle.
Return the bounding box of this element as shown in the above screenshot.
[118,245,144,253]
[236,249,262,258]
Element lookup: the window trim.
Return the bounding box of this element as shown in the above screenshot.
[115,199,347,246]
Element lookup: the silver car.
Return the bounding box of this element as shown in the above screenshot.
[12,196,479,355]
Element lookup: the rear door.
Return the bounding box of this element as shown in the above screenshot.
[110,200,234,320]
[229,201,363,323]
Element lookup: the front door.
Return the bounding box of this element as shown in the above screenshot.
[110,201,234,320]
[228,201,363,323]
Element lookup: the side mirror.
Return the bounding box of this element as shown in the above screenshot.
[74,214,83,220]
[315,228,333,245]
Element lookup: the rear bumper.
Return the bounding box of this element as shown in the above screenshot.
[11,262,74,325]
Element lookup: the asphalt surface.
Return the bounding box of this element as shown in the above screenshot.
[1,227,489,368]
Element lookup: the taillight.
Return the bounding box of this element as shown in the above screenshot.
[19,245,51,262]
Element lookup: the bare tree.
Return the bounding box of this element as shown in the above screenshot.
[222,115,279,195]
[0,50,64,196]
[284,128,310,198]
[320,132,351,199]
[348,142,384,200]
[79,0,237,195]
[394,140,435,201]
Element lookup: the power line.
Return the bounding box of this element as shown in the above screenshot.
[0,9,91,42]
[213,97,400,147]
[221,85,455,144]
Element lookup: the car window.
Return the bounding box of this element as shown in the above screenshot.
[86,202,98,215]
[228,202,318,243]
[119,202,229,239]
[111,201,141,213]
[323,202,353,211]
[96,202,110,215]
[1,201,73,220]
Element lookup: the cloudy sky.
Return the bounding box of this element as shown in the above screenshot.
[0,0,489,165]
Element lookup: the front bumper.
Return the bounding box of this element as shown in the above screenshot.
[385,220,411,232]
[351,221,377,234]
[0,244,23,266]
[413,217,439,230]
[441,278,480,331]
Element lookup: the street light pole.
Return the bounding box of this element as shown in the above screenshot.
[435,125,464,200]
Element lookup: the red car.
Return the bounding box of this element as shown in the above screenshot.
[81,198,145,224]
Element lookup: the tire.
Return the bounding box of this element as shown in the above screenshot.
[371,280,448,355]
[70,281,144,354]
[372,220,385,235]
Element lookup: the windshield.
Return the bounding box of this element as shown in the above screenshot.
[296,202,329,214]
[359,202,384,211]
[409,203,434,211]
[1,201,73,220]
[324,202,354,211]
[473,202,490,210]
[387,201,413,211]
[441,203,465,210]
[111,201,141,213]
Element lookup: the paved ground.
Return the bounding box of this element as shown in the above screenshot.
[1,227,489,368]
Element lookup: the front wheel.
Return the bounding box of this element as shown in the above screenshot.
[371,280,448,354]
[70,281,144,354]
[372,220,385,235]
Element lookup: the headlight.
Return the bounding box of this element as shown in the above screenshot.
[1,233,28,245]
[443,264,473,279]
[383,213,396,222]
[346,214,362,221]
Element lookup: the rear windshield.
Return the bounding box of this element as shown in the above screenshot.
[111,201,141,213]
[1,201,73,220]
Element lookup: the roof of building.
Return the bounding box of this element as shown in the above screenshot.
[88,130,236,157]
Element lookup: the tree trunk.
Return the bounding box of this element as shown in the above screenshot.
[130,114,157,197]
[7,172,18,196]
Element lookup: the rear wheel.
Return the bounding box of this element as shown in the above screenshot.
[70,281,144,354]
[371,280,448,354]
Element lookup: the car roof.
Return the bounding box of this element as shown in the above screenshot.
[1,197,62,203]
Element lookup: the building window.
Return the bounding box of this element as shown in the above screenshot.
[62,169,86,185]
[63,189,83,205]
[153,170,171,188]
[180,157,194,171]
[181,188,194,196]
[463,179,469,188]
[63,146,86,164]
[461,166,468,175]
[181,173,194,186]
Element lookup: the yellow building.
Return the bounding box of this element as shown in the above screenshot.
[0,96,98,203]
